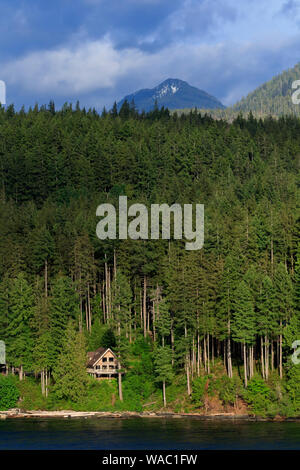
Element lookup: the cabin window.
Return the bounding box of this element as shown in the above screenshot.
[102,357,107,362]
[109,357,114,362]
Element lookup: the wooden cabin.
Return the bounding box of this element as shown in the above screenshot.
[87,347,119,379]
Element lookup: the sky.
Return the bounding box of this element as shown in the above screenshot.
[1,0,300,110]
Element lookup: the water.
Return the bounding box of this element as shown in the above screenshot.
[0,418,299,450]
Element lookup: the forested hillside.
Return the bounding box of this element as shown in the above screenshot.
[176,62,300,120]
[0,102,299,416]
[232,62,300,116]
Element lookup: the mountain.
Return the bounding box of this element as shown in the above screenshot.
[117,78,225,112]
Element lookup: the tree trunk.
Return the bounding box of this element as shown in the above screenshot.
[87,286,91,332]
[203,336,207,372]
[102,280,106,323]
[85,301,89,331]
[261,337,265,379]
[118,362,123,402]
[45,369,48,397]
[113,249,117,279]
[105,255,109,321]
[152,301,156,343]
[192,336,196,377]
[227,320,233,378]
[207,333,210,374]
[265,335,269,380]
[250,345,254,378]
[163,380,166,407]
[185,324,191,396]
[41,369,45,395]
[171,321,174,366]
[186,356,191,396]
[79,298,83,332]
[197,332,200,376]
[243,343,247,388]
[143,275,147,338]
[134,291,137,333]
[140,290,143,330]
[108,267,111,320]
[271,341,274,371]
[44,259,48,297]
[279,321,283,379]
[118,319,123,402]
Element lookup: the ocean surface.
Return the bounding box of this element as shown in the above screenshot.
[0,418,299,450]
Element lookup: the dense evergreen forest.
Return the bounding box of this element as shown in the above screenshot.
[0,101,299,416]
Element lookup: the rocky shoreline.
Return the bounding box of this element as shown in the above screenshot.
[0,409,298,421]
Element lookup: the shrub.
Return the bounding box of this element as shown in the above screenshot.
[123,373,154,400]
[191,376,209,407]
[76,378,118,411]
[216,376,242,406]
[118,372,156,411]
[243,377,276,416]
[246,377,272,399]
[16,377,48,410]
[285,364,300,413]
[0,375,19,410]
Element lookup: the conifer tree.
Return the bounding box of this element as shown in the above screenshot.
[6,273,34,380]
[49,276,79,368]
[273,263,294,378]
[32,284,51,395]
[257,276,276,380]
[154,345,174,407]
[52,320,88,402]
[155,297,171,346]
[232,280,256,387]
[111,271,132,401]
[217,255,240,378]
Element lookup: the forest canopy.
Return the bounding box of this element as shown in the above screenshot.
[0,102,299,414]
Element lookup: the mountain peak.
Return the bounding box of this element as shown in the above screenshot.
[117,78,225,112]
[153,79,184,99]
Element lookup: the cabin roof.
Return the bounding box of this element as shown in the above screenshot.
[87,347,116,367]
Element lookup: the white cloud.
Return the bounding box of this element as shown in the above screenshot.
[2,38,147,95]
[1,33,300,106]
